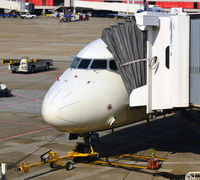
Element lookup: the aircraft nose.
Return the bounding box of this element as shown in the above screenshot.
[42,83,81,129]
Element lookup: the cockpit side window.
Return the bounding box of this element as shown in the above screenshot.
[90,60,107,69]
[109,60,118,71]
[70,57,81,68]
[77,59,91,69]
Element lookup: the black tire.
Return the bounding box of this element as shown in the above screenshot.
[50,162,56,169]
[4,91,9,97]
[12,70,16,73]
[92,154,99,161]
[66,162,73,170]
[31,66,35,73]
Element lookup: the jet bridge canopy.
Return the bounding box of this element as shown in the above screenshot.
[101,20,147,95]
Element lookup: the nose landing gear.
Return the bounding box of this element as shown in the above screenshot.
[69,132,100,143]
[83,132,99,143]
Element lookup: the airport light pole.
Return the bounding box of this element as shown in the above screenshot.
[143,0,146,11]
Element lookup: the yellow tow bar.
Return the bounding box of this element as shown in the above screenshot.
[18,143,166,173]
[18,150,73,173]
[18,142,99,173]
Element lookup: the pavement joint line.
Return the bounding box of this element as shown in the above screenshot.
[0,121,50,128]
[0,93,38,108]
[0,66,7,70]
[0,71,9,75]
[0,126,52,141]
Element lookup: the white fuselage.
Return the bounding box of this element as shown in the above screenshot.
[42,39,147,134]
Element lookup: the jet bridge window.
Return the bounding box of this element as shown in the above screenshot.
[165,46,170,69]
[70,57,81,68]
[109,60,118,71]
[77,59,91,69]
[90,60,107,69]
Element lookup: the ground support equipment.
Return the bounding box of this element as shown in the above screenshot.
[88,153,166,170]
[18,142,99,173]
[18,143,166,173]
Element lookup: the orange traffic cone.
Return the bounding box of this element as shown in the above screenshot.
[148,149,159,169]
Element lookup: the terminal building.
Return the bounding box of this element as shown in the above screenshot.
[0,0,65,13]
[28,0,200,12]
[24,0,64,6]
[0,0,199,14]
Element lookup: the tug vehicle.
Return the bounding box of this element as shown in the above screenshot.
[2,57,53,73]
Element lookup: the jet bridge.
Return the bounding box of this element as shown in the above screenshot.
[101,20,147,95]
[102,12,200,114]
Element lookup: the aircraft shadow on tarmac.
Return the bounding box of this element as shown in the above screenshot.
[23,169,59,180]
[19,112,200,180]
[97,110,200,157]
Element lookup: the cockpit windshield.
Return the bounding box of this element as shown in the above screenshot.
[77,59,91,69]
[90,60,107,69]
[70,57,118,72]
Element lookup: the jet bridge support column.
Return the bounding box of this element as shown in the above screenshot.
[133,12,173,113]
[147,26,153,114]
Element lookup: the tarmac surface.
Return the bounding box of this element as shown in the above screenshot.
[0,16,200,180]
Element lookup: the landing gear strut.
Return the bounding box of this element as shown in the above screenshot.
[83,133,99,143]
[106,124,115,162]
[83,133,90,143]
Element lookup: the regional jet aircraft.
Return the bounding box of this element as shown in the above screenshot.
[42,38,147,141]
